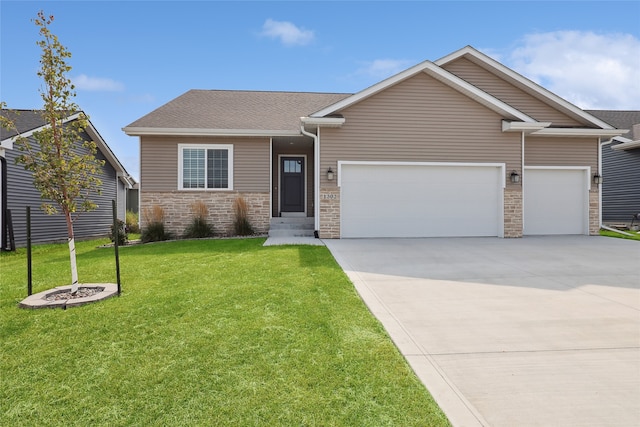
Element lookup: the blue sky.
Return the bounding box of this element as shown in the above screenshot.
[2,1,639,180]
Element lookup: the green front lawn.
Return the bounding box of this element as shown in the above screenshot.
[0,238,449,426]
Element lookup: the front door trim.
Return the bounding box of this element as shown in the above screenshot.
[278,154,307,216]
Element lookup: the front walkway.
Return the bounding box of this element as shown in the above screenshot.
[263,236,325,246]
[325,236,640,427]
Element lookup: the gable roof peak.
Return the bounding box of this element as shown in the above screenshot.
[435,46,614,130]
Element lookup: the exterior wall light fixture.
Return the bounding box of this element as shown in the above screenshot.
[593,173,603,184]
[510,170,521,184]
[327,167,334,181]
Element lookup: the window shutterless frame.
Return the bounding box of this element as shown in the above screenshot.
[177,144,233,190]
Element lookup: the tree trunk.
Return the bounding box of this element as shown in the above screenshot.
[64,209,79,295]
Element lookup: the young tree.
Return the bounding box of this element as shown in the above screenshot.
[14,11,104,294]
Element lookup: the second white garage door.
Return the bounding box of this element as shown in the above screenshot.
[340,163,503,238]
[523,167,589,235]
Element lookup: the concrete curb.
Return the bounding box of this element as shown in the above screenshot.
[19,283,119,309]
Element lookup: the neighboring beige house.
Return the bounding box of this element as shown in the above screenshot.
[124,46,624,239]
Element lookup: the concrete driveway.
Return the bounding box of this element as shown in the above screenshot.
[324,236,640,427]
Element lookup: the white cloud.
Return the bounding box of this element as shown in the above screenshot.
[73,74,125,92]
[356,59,414,79]
[507,31,640,109]
[261,19,314,46]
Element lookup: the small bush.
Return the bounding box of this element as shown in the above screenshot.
[141,205,173,243]
[141,222,173,243]
[125,210,140,234]
[183,201,214,238]
[233,197,254,236]
[109,219,128,246]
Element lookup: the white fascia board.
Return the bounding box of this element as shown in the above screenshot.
[531,128,628,137]
[300,116,345,128]
[502,120,552,133]
[612,139,640,151]
[435,46,615,130]
[0,139,13,150]
[84,122,129,177]
[310,59,534,122]
[122,126,300,137]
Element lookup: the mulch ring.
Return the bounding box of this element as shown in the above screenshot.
[45,286,105,301]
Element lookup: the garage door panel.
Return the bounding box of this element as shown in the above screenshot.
[523,168,587,235]
[341,164,502,238]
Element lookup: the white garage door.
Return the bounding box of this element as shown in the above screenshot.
[340,163,503,238]
[523,168,589,235]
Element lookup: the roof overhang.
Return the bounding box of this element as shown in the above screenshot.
[0,139,13,152]
[530,128,627,138]
[502,120,553,133]
[300,116,346,130]
[610,136,640,150]
[502,121,626,138]
[122,126,300,137]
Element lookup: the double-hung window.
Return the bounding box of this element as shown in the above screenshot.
[179,144,233,190]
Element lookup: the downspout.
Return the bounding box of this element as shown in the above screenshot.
[598,137,603,231]
[300,124,320,235]
[0,156,6,251]
[521,131,525,235]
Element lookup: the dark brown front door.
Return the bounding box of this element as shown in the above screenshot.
[281,157,305,213]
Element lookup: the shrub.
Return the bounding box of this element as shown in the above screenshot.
[125,210,140,234]
[141,205,173,243]
[183,201,214,239]
[109,219,128,246]
[233,197,254,236]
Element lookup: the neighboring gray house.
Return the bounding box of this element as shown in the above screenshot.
[588,110,640,226]
[0,109,135,250]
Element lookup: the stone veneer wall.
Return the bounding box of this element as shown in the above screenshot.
[589,189,600,235]
[141,191,270,237]
[318,188,340,239]
[504,188,523,238]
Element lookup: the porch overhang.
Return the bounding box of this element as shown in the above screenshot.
[611,136,640,151]
[300,116,345,131]
[502,120,552,133]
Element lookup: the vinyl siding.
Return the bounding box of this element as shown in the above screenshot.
[602,143,640,223]
[443,57,584,127]
[140,136,270,192]
[524,136,599,172]
[5,132,119,247]
[319,72,522,186]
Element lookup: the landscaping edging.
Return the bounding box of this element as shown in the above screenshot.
[19,283,119,309]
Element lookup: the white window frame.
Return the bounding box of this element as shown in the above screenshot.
[178,144,233,190]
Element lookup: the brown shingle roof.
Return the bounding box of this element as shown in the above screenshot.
[586,110,640,139]
[125,90,352,132]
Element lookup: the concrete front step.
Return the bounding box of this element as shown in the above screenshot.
[269,217,315,237]
[268,229,315,238]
